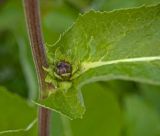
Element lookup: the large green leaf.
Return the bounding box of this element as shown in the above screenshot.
[70,83,121,136]
[50,83,121,136]
[123,95,160,136]
[139,84,160,113]
[36,4,160,119]
[0,121,37,136]
[0,86,37,134]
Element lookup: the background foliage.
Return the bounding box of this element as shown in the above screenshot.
[0,0,160,136]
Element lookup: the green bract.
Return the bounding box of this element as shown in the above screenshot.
[36,4,160,119]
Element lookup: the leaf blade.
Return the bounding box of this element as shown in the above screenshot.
[41,4,160,119]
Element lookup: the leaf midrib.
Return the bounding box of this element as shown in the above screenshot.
[81,56,160,72]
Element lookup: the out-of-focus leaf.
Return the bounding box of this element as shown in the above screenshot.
[0,31,28,97]
[0,120,37,136]
[51,112,65,136]
[0,0,25,34]
[50,83,121,136]
[70,83,121,136]
[64,0,92,11]
[42,1,79,43]
[51,111,73,136]
[16,38,38,100]
[0,0,38,99]
[0,86,36,132]
[37,4,160,119]
[99,80,138,97]
[94,0,160,11]
[123,95,160,136]
[90,0,106,10]
[139,84,160,112]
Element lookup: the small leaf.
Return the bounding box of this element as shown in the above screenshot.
[35,85,85,119]
[37,4,160,119]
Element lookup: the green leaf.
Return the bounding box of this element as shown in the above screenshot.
[70,83,121,136]
[34,85,85,119]
[0,120,37,136]
[98,0,160,11]
[0,86,37,134]
[139,84,160,113]
[123,95,160,136]
[0,1,38,99]
[0,30,28,97]
[49,83,121,136]
[36,4,160,119]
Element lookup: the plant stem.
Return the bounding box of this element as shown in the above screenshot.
[23,0,52,135]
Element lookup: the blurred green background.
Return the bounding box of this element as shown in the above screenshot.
[0,0,160,136]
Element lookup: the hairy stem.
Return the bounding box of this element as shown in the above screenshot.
[23,0,53,135]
